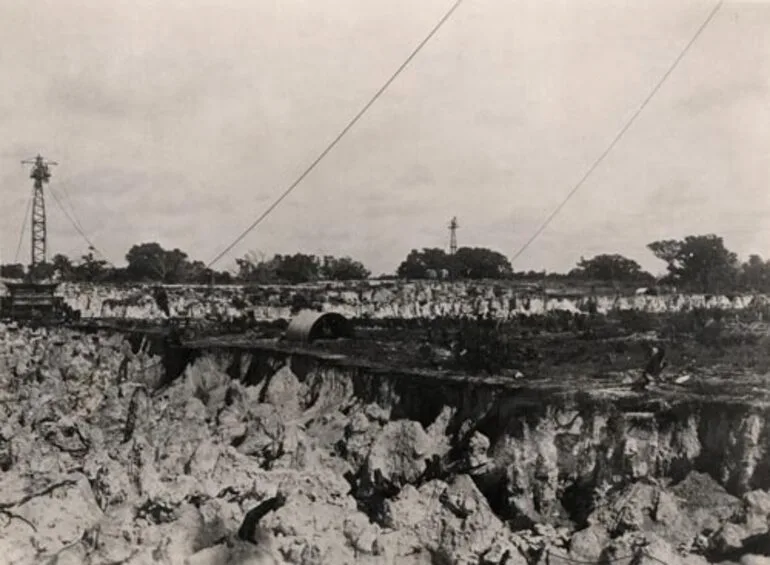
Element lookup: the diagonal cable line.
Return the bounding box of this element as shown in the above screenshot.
[510,0,723,265]
[14,196,32,263]
[58,184,89,236]
[49,187,113,265]
[207,0,465,268]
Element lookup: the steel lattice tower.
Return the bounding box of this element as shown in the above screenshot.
[448,216,459,255]
[21,155,56,270]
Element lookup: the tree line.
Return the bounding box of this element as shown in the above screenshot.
[397,234,770,293]
[1,234,769,293]
[0,243,370,285]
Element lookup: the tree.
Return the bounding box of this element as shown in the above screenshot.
[0,264,25,279]
[52,254,74,281]
[320,256,370,281]
[126,242,167,281]
[163,248,192,284]
[236,252,370,284]
[181,260,207,284]
[739,254,770,292]
[397,247,512,280]
[73,252,109,282]
[647,234,739,292]
[646,240,681,267]
[125,242,192,283]
[28,261,56,281]
[237,252,279,284]
[397,248,451,279]
[453,247,512,279]
[100,267,131,283]
[513,270,544,280]
[235,253,318,284]
[207,268,233,285]
[572,254,653,283]
[274,253,320,284]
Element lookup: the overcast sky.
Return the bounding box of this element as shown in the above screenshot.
[1,0,768,275]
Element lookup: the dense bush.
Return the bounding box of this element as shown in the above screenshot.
[609,310,658,334]
[451,319,516,375]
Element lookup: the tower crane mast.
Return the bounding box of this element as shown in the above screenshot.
[0,154,79,322]
[21,155,57,274]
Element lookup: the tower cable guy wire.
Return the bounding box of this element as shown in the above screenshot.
[58,183,89,238]
[14,197,32,263]
[49,187,113,265]
[207,0,465,268]
[510,0,723,265]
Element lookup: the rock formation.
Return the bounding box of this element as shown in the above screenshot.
[42,281,770,321]
[0,323,768,565]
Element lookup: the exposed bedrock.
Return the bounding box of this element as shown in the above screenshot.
[185,346,770,562]
[1,326,770,564]
[199,346,770,504]
[51,281,770,320]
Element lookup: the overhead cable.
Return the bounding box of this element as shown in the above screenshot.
[207,0,465,268]
[510,0,723,264]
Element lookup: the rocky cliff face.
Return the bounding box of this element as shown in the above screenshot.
[52,282,770,320]
[1,325,769,565]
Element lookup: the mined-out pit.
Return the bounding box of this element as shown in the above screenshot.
[1,315,770,565]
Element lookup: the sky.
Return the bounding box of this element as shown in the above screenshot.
[0,0,768,276]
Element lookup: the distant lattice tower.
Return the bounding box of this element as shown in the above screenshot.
[21,155,56,270]
[449,216,459,255]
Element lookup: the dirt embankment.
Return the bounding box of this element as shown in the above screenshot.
[53,281,770,320]
[1,326,770,565]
